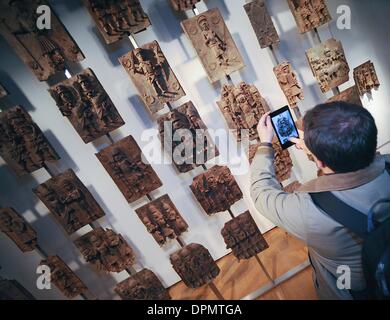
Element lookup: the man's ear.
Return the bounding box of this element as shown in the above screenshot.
[315,158,326,170]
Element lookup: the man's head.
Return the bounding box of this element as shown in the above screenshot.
[303,102,377,173]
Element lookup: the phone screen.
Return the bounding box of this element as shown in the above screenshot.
[270,106,299,149]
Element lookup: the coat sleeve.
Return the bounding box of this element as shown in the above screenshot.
[250,145,310,242]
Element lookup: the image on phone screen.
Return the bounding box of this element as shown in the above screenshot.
[270,106,299,149]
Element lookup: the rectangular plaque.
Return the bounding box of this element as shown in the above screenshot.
[34,169,105,234]
[0,207,37,252]
[353,60,380,96]
[83,0,151,44]
[96,135,163,203]
[217,82,270,141]
[135,194,188,246]
[49,68,125,143]
[306,38,350,93]
[119,40,185,114]
[40,255,87,299]
[182,8,245,83]
[326,85,363,107]
[274,61,304,108]
[0,106,59,176]
[190,165,243,215]
[157,101,219,173]
[244,0,279,49]
[0,0,84,81]
[75,227,135,273]
[287,0,331,33]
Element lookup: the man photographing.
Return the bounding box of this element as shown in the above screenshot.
[251,102,390,299]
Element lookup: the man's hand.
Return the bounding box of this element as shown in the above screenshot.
[289,131,314,159]
[257,112,274,144]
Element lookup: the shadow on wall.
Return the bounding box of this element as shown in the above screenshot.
[233,32,258,85]
[0,72,36,112]
[43,130,79,174]
[205,0,230,18]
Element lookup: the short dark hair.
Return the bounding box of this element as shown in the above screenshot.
[303,102,377,173]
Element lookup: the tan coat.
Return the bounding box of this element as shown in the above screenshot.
[250,145,390,300]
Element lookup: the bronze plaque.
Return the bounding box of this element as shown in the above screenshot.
[170,243,220,289]
[0,0,84,81]
[0,106,59,176]
[96,135,163,203]
[287,0,331,33]
[306,38,350,93]
[170,0,200,11]
[326,86,363,107]
[49,68,125,143]
[119,40,185,114]
[353,61,380,96]
[83,0,150,45]
[40,255,87,299]
[34,169,105,234]
[115,268,171,300]
[135,194,188,246]
[221,211,269,260]
[157,101,219,173]
[274,62,304,108]
[244,0,279,49]
[182,8,245,83]
[0,207,37,252]
[249,138,293,183]
[217,82,269,141]
[190,165,243,215]
[74,227,135,273]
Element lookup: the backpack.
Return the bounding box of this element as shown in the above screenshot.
[310,166,390,300]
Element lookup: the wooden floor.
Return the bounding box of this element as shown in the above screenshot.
[169,227,318,300]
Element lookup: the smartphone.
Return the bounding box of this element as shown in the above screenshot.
[270,106,299,149]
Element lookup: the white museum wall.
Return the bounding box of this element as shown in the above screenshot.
[0,0,389,299]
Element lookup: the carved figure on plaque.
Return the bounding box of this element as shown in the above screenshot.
[221,211,269,260]
[190,165,243,215]
[119,41,185,114]
[135,195,188,246]
[306,38,350,93]
[75,227,135,273]
[274,62,304,108]
[0,106,59,176]
[40,256,87,299]
[83,0,150,44]
[0,277,35,300]
[249,139,293,183]
[170,243,220,289]
[158,101,218,173]
[34,169,105,234]
[326,86,363,107]
[49,68,125,143]
[353,61,380,96]
[170,0,200,11]
[115,268,171,300]
[96,135,162,203]
[0,207,37,252]
[244,0,279,49]
[0,0,84,81]
[287,0,331,33]
[182,8,245,83]
[217,82,269,141]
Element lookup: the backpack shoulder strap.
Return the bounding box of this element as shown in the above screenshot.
[310,164,390,238]
[310,192,369,239]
